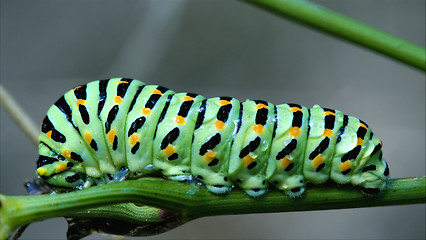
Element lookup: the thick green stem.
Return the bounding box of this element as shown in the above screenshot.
[1,177,425,239]
[242,0,426,71]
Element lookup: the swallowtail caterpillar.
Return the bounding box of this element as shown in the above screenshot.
[36,78,389,198]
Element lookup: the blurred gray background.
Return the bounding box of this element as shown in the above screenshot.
[1,0,425,239]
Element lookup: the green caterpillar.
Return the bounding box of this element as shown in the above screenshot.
[36,78,389,197]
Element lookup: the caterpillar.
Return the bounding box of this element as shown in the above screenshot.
[36,78,389,198]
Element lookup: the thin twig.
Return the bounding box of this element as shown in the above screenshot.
[242,0,426,71]
[0,84,39,146]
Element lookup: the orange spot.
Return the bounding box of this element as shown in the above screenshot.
[183,96,195,101]
[152,89,162,95]
[204,150,216,163]
[130,133,139,146]
[73,86,81,91]
[62,149,71,159]
[114,96,123,105]
[324,111,335,116]
[46,130,52,139]
[256,103,268,110]
[243,154,255,166]
[142,108,152,115]
[218,100,231,106]
[108,129,117,144]
[291,107,302,113]
[312,155,324,167]
[175,116,185,125]
[357,137,364,145]
[84,131,92,143]
[164,144,175,157]
[56,163,67,173]
[253,124,265,134]
[118,80,129,85]
[215,120,225,130]
[340,160,351,171]
[76,99,86,106]
[280,156,292,168]
[37,168,47,176]
[359,123,368,129]
[289,127,301,137]
[323,129,333,137]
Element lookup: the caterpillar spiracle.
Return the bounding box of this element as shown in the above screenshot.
[36,78,389,198]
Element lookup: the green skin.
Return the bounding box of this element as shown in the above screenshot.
[36,78,388,197]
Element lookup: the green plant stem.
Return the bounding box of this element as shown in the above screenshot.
[242,0,426,71]
[1,177,425,239]
[66,203,164,224]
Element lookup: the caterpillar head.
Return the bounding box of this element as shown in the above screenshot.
[37,154,86,189]
[36,140,84,189]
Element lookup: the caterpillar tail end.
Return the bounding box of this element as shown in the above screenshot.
[356,158,390,196]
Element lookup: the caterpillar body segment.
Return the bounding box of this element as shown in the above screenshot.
[228,100,276,197]
[68,80,116,175]
[36,78,389,198]
[303,105,344,185]
[191,97,241,194]
[125,84,175,176]
[153,92,205,179]
[98,79,144,170]
[265,104,310,197]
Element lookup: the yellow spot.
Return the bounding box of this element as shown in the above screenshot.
[175,116,185,125]
[183,96,195,101]
[204,150,216,162]
[291,107,302,113]
[46,130,52,139]
[359,123,368,129]
[280,156,292,168]
[253,124,265,134]
[130,133,139,146]
[323,129,333,137]
[340,160,351,171]
[114,96,123,105]
[152,89,162,95]
[256,103,268,110]
[218,100,231,106]
[324,111,335,116]
[56,163,67,173]
[62,149,71,159]
[357,137,364,145]
[118,80,129,84]
[76,99,86,107]
[84,131,92,143]
[289,127,301,137]
[312,155,324,167]
[108,129,116,144]
[243,154,255,166]
[215,120,225,130]
[37,168,47,176]
[142,108,152,115]
[164,144,175,157]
